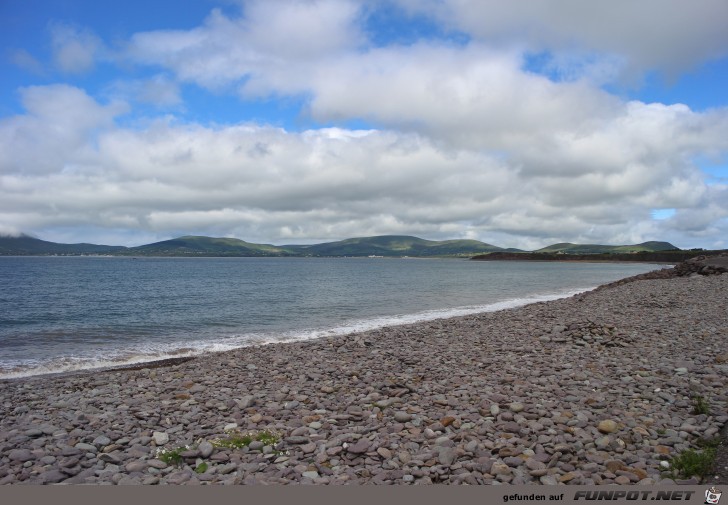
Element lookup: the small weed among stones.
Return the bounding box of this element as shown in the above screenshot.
[667,446,717,481]
[155,446,187,467]
[696,437,721,450]
[691,395,710,415]
[211,432,251,449]
[211,429,280,449]
[151,430,281,472]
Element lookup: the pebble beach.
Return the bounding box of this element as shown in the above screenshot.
[1,259,726,485]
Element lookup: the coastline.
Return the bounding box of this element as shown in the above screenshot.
[471,250,727,263]
[0,264,726,485]
[0,258,658,379]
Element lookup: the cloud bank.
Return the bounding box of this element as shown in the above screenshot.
[1,0,727,249]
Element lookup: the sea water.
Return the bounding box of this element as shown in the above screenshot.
[0,256,662,378]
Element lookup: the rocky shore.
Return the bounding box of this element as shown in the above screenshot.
[1,260,726,485]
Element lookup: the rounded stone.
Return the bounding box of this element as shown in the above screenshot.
[347,439,371,454]
[503,456,524,467]
[39,469,68,484]
[377,447,392,459]
[152,431,169,446]
[491,463,512,476]
[198,441,214,458]
[147,459,168,469]
[394,411,412,423]
[74,442,97,453]
[9,449,35,462]
[597,420,619,434]
[99,453,121,464]
[93,435,112,448]
[437,447,456,466]
[595,436,611,449]
[125,461,148,473]
[540,475,558,485]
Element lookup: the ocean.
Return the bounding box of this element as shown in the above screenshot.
[0,256,663,379]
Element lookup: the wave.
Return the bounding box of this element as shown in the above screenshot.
[0,286,593,380]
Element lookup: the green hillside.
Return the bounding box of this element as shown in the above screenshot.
[126,236,291,256]
[0,233,681,258]
[0,234,125,255]
[535,241,678,254]
[284,235,503,257]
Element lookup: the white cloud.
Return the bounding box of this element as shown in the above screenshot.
[0,85,128,175]
[241,0,364,59]
[121,0,728,99]
[0,224,22,237]
[126,0,363,92]
[303,43,620,150]
[50,23,104,74]
[1,84,727,249]
[395,0,728,79]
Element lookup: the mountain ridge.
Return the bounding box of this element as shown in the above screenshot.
[0,233,682,257]
[534,241,678,254]
[0,234,126,256]
[282,235,505,257]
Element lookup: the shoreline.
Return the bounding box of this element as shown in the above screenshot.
[0,264,726,485]
[0,283,626,381]
[471,250,728,264]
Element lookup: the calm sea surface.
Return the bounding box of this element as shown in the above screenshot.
[0,257,663,378]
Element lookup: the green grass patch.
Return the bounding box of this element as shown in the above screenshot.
[153,430,282,470]
[211,429,280,449]
[691,395,710,415]
[155,446,186,467]
[211,432,252,449]
[667,446,717,481]
[696,437,721,450]
[255,430,280,446]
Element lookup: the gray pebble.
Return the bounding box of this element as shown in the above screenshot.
[198,441,214,458]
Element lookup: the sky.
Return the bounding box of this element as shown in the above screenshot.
[1,0,727,250]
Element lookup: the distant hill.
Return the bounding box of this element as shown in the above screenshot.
[283,235,504,257]
[534,241,678,254]
[0,234,125,256]
[125,236,291,256]
[473,240,685,263]
[0,233,687,259]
